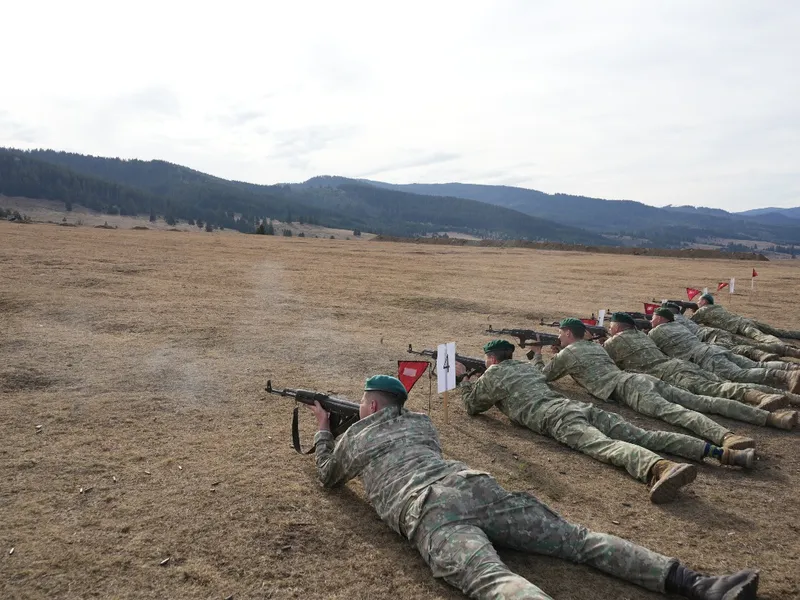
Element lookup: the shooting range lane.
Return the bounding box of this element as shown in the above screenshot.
[1,222,799,599]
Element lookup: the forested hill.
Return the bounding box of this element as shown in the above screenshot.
[1,148,613,244]
[364,181,800,247]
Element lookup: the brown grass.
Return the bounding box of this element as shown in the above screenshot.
[1,221,799,600]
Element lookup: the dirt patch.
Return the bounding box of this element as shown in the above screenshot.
[0,367,57,392]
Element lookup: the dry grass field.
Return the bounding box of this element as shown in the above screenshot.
[1,221,799,600]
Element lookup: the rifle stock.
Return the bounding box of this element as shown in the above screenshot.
[265,380,360,454]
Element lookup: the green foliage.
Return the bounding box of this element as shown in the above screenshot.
[205,222,213,232]
[353,229,361,236]
[297,232,305,237]
[282,229,292,237]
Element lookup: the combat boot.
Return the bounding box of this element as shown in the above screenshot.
[775,368,800,393]
[721,432,756,450]
[720,448,755,469]
[743,389,788,411]
[766,409,798,430]
[648,460,697,504]
[665,563,759,600]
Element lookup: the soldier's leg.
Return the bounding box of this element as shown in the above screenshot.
[740,323,789,346]
[415,522,554,600]
[547,407,662,482]
[702,354,792,390]
[612,376,731,445]
[753,320,800,341]
[729,345,784,364]
[652,379,769,426]
[480,488,676,594]
[725,352,795,371]
[584,404,707,463]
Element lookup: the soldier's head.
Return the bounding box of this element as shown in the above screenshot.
[651,307,675,327]
[361,375,408,419]
[483,339,515,366]
[609,312,636,336]
[558,318,586,347]
[698,293,715,307]
[662,302,682,316]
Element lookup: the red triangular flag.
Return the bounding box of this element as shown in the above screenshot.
[643,303,660,315]
[580,318,598,326]
[397,361,430,393]
[717,281,729,292]
[752,269,758,278]
[686,287,702,300]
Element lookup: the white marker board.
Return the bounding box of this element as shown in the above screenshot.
[437,342,457,394]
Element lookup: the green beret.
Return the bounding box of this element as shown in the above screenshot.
[662,302,681,314]
[701,293,715,305]
[559,318,587,335]
[654,307,675,321]
[364,375,408,401]
[610,312,636,327]
[484,339,515,354]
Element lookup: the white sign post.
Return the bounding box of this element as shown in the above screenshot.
[436,342,457,422]
[729,277,735,294]
[703,287,708,295]
[597,309,606,327]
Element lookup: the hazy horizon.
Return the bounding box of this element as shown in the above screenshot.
[3,1,799,211]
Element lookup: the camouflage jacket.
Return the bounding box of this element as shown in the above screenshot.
[313,406,468,536]
[675,312,701,334]
[459,359,572,433]
[531,339,632,400]
[603,329,670,371]
[604,328,715,380]
[648,321,723,363]
[691,304,748,332]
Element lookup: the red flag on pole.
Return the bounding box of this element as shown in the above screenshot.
[580,318,598,326]
[752,269,758,278]
[397,361,430,393]
[717,281,729,292]
[686,287,702,300]
[643,302,660,315]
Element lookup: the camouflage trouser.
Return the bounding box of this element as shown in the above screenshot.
[753,320,800,342]
[545,402,704,481]
[402,471,676,600]
[739,323,791,347]
[726,351,796,371]
[647,370,769,426]
[610,374,731,445]
[698,326,793,359]
[697,352,784,389]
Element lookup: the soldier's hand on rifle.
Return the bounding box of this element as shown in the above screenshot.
[306,400,331,432]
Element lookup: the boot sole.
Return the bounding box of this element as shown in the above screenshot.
[722,570,759,600]
[758,395,789,411]
[724,437,757,450]
[649,464,697,504]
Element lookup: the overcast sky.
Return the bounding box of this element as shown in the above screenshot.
[3,1,799,211]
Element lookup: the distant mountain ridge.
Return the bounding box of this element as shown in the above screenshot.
[3,147,800,250]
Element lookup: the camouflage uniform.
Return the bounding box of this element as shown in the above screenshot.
[694,326,786,363]
[459,360,707,481]
[314,406,677,599]
[530,341,731,445]
[648,321,790,389]
[692,304,800,348]
[674,311,785,362]
[603,329,770,426]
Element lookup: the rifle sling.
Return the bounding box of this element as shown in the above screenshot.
[291,406,315,454]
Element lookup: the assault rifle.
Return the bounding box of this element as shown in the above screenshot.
[534,322,610,341]
[407,344,487,377]
[265,380,360,454]
[486,325,561,347]
[602,311,653,331]
[661,300,699,314]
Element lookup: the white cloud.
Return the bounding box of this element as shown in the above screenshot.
[2,0,799,210]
